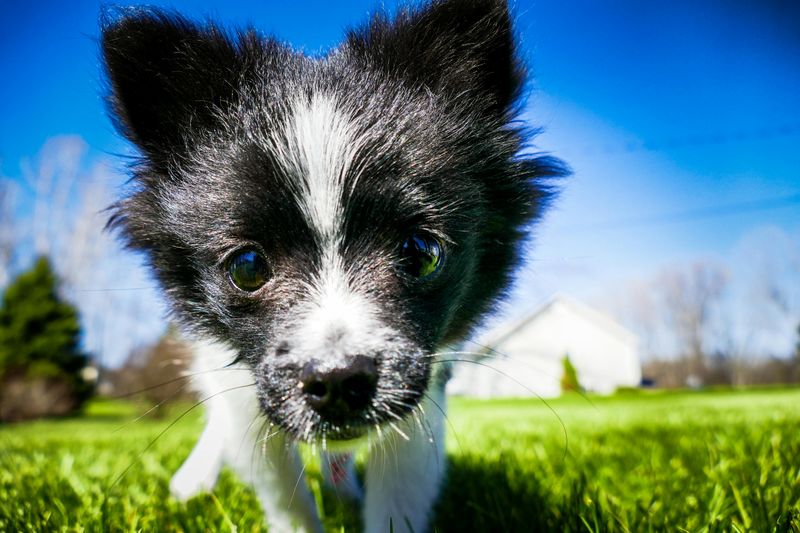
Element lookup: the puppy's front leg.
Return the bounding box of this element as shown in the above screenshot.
[363,385,447,533]
[233,432,322,533]
[221,399,322,533]
[170,400,226,500]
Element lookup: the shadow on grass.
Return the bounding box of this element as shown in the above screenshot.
[432,454,603,533]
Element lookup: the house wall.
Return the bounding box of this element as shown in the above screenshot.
[449,355,562,398]
[448,299,642,398]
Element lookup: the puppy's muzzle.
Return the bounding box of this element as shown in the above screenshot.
[300,354,378,422]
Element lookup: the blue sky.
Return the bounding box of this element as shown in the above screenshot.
[1,0,799,364]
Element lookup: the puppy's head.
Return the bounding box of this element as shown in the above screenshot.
[101,0,564,441]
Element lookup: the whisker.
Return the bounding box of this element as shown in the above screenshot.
[259,426,282,444]
[459,339,599,409]
[422,391,463,455]
[248,419,265,478]
[288,457,308,511]
[107,382,257,492]
[372,423,388,486]
[111,379,193,434]
[434,357,570,458]
[237,413,266,479]
[109,366,250,400]
[78,286,158,292]
[417,405,441,471]
[388,421,410,441]
[253,417,271,443]
[388,424,400,475]
[260,422,277,456]
[381,405,405,422]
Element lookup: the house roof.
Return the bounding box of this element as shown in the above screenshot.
[477,294,638,349]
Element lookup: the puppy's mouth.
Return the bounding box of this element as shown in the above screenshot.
[281,382,423,443]
[318,424,370,443]
[260,395,422,443]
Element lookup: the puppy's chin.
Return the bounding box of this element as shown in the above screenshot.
[289,418,413,451]
[264,404,416,445]
[259,387,424,446]
[323,425,369,442]
[292,422,371,445]
[319,429,370,451]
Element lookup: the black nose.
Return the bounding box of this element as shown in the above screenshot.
[301,355,378,420]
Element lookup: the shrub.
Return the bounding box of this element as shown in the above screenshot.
[560,354,581,392]
[105,330,193,416]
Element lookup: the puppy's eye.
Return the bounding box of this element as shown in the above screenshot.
[400,234,443,279]
[227,249,270,292]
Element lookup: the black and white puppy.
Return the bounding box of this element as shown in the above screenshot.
[101,0,562,531]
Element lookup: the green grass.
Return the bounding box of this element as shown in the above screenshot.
[2,388,800,532]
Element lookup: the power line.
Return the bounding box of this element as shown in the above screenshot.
[556,192,800,233]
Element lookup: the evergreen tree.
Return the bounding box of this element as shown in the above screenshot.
[0,257,91,412]
[560,354,582,392]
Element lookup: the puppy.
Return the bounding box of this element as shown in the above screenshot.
[101,0,563,531]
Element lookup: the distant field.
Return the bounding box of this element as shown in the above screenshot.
[1,388,799,532]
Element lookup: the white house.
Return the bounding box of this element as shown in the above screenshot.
[447,295,642,398]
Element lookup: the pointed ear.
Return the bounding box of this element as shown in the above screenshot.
[347,0,524,115]
[100,9,242,157]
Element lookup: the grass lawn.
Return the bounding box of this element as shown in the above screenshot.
[1,388,799,532]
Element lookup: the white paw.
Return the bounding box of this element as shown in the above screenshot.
[169,467,215,501]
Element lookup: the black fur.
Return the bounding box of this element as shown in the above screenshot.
[102,0,566,439]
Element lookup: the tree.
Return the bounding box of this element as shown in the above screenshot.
[0,257,92,421]
[0,180,15,287]
[19,135,167,372]
[658,261,728,383]
[795,322,800,362]
[560,354,581,392]
[106,329,193,417]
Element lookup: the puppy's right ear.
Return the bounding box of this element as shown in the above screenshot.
[101,9,241,158]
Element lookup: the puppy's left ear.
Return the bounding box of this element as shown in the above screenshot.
[348,0,523,115]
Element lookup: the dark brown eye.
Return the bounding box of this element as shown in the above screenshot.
[227,249,270,292]
[400,234,443,279]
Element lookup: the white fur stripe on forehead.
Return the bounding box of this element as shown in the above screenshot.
[273,93,363,239]
[293,252,391,364]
